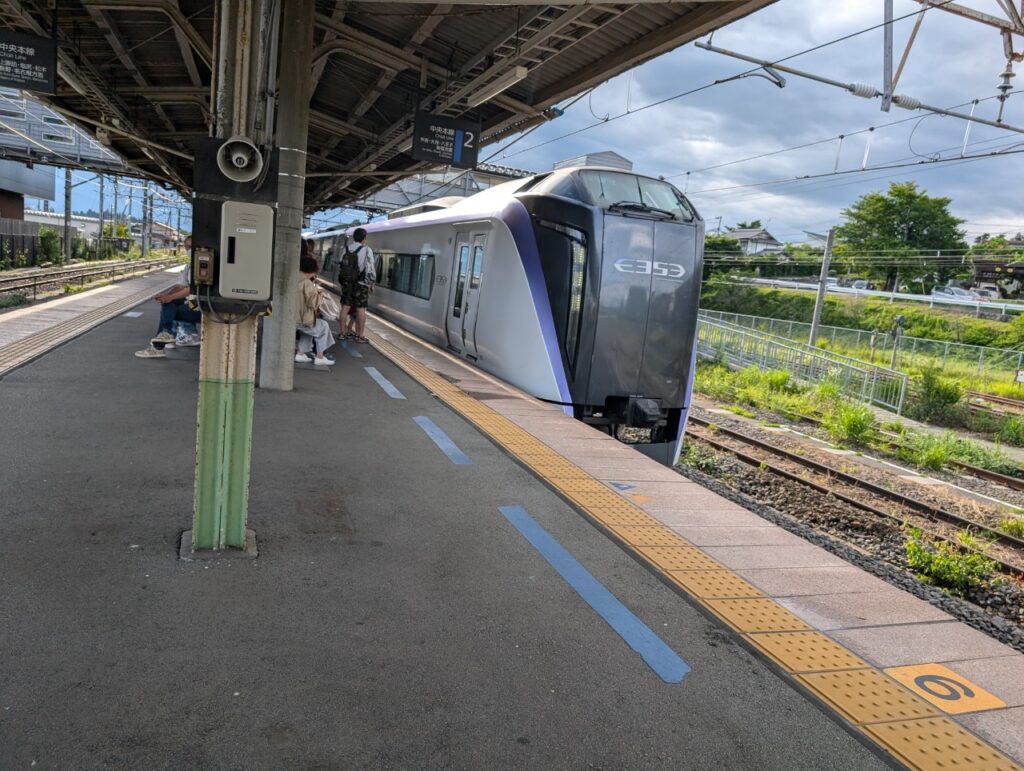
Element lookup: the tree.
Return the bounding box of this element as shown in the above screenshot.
[704,234,742,256]
[102,222,130,237]
[38,226,63,265]
[834,182,967,290]
[732,219,762,230]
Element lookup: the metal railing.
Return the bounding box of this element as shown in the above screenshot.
[0,258,181,301]
[697,316,908,413]
[700,309,1024,376]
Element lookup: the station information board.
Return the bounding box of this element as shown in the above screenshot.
[0,30,56,94]
[412,112,481,170]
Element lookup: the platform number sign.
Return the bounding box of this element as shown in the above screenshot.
[0,30,56,94]
[412,112,481,170]
[884,664,1006,714]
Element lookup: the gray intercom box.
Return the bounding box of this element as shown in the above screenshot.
[218,201,275,301]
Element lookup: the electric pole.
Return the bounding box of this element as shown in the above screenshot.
[98,175,105,258]
[63,168,72,262]
[808,228,835,347]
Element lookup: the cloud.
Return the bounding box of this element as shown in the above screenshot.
[491,0,1024,241]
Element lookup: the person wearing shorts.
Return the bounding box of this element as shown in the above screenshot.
[337,227,375,343]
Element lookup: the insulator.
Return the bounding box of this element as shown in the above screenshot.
[847,82,877,98]
[892,94,922,110]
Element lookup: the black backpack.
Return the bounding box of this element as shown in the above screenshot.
[338,242,366,283]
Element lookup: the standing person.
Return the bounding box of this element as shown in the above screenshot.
[296,255,336,366]
[337,227,375,344]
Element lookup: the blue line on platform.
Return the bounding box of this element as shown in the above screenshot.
[341,341,363,358]
[498,505,690,684]
[413,416,473,465]
[365,366,406,399]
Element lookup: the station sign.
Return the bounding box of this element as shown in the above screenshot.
[412,112,480,170]
[0,30,56,94]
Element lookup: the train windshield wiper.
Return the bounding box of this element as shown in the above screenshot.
[608,200,677,219]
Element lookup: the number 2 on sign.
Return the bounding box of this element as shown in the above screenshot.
[464,132,474,149]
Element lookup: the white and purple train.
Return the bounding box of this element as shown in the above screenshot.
[309,166,704,464]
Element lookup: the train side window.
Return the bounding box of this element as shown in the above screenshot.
[377,252,435,300]
[470,245,484,289]
[453,245,470,317]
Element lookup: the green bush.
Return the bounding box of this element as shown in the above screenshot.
[38,227,63,265]
[905,368,967,426]
[823,401,876,444]
[997,416,1024,447]
[904,527,998,596]
[0,292,28,308]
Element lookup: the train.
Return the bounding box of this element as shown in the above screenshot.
[308,166,704,465]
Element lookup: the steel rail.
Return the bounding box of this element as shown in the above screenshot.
[0,258,179,299]
[688,416,1024,558]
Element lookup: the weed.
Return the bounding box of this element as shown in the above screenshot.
[998,416,1024,447]
[62,283,85,295]
[0,292,28,309]
[956,530,994,553]
[904,527,999,596]
[998,517,1024,538]
[905,368,968,426]
[883,420,907,435]
[896,430,1017,475]
[679,442,719,473]
[822,401,876,445]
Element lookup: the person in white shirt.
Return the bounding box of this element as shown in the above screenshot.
[336,227,375,343]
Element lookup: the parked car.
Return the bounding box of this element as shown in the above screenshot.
[972,288,996,302]
[948,287,975,299]
[852,279,869,290]
[931,286,954,298]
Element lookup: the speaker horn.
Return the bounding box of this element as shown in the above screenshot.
[216,136,264,183]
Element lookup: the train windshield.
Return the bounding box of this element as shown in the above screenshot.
[576,170,694,222]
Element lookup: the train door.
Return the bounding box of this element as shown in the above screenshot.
[446,235,471,352]
[445,232,486,357]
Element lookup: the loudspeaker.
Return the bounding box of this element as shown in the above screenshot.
[216,136,264,183]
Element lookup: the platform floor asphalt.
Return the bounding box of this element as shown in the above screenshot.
[0,310,889,770]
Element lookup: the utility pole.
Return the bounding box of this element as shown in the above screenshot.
[63,168,72,262]
[808,228,835,347]
[98,175,105,258]
[112,178,119,246]
[258,0,314,391]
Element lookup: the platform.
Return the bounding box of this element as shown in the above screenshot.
[0,290,1022,769]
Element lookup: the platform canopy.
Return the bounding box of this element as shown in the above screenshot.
[0,0,774,208]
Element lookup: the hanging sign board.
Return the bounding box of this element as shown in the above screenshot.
[412,112,480,170]
[0,30,56,94]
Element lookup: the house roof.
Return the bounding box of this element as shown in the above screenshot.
[727,227,781,244]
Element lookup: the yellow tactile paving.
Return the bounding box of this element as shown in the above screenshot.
[704,598,811,633]
[639,546,725,572]
[884,664,1007,715]
[367,329,1022,769]
[746,631,869,673]
[861,717,1023,771]
[797,669,939,725]
[607,526,692,547]
[668,570,764,600]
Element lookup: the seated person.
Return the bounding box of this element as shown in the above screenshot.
[296,255,335,366]
[135,262,201,359]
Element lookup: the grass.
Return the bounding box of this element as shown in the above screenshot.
[998,517,1024,538]
[0,292,28,309]
[678,441,719,473]
[62,283,86,295]
[822,401,876,445]
[895,430,1017,474]
[904,527,1000,596]
[724,405,755,418]
[998,416,1024,446]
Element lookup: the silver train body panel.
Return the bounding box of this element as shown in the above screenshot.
[309,168,704,464]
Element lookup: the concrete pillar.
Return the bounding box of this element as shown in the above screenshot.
[258,0,315,391]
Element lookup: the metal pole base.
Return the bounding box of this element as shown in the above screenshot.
[179,528,259,561]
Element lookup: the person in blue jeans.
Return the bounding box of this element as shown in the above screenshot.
[135,262,202,359]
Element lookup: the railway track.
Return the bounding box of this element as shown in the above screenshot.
[687,415,1024,577]
[0,258,179,301]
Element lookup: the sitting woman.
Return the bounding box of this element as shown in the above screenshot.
[296,255,336,366]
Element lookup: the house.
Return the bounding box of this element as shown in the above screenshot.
[727,227,784,255]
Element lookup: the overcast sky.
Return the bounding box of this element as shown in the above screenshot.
[481,0,1024,244]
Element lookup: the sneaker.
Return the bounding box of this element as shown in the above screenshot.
[176,333,200,347]
[152,331,175,345]
[295,352,313,363]
[134,345,166,359]
[313,355,336,366]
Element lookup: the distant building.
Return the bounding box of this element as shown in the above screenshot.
[25,209,95,238]
[727,227,784,255]
[553,150,633,171]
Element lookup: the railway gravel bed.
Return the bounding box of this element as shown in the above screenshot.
[675,441,1024,651]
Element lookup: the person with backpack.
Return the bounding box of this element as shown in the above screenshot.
[337,227,375,343]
